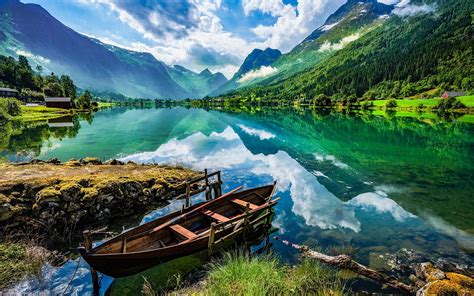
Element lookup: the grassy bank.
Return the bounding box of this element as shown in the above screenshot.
[0,242,49,290]
[371,96,474,109]
[159,253,346,296]
[17,105,72,122]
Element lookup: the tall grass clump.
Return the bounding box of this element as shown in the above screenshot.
[0,242,48,289]
[200,252,346,296]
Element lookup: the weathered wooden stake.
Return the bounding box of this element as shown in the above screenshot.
[208,222,216,256]
[185,183,191,208]
[83,230,100,296]
[216,171,222,198]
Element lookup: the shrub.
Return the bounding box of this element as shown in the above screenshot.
[0,98,21,118]
[385,99,398,109]
[436,97,466,111]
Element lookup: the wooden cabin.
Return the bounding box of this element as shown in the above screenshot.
[44,97,72,109]
[442,91,466,99]
[0,87,19,98]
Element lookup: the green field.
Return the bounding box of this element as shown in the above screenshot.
[372,96,474,108]
[17,105,72,122]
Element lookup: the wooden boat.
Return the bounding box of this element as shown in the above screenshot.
[78,183,278,278]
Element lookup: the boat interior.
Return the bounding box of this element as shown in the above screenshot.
[95,187,271,255]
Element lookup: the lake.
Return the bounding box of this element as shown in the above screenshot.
[3,107,474,294]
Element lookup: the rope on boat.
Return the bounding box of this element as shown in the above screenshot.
[61,258,81,296]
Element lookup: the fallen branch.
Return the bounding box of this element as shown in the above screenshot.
[275,237,415,293]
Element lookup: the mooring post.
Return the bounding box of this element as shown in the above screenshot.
[208,222,216,256]
[216,171,222,197]
[185,182,191,208]
[205,169,212,200]
[83,230,100,296]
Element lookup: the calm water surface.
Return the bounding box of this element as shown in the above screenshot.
[2,107,473,294]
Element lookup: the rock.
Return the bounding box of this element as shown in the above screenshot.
[67,202,81,212]
[416,262,446,281]
[98,194,114,204]
[0,193,11,203]
[46,158,61,164]
[81,187,99,202]
[417,272,474,296]
[0,203,14,221]
[104,159,124,165]
[80,157,102,165]
[64,159,81,166]
[36,187,62,204]
[60,182,82,201]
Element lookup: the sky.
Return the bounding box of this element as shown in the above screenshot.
[25,0,345,77]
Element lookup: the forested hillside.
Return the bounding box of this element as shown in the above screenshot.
[221,0,473,102]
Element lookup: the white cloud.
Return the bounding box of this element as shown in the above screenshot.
[237,66,278,83]
[318,33,361,52]
[75,0,344,76]
[393,2,436,17]
[246,0,346,52]
[14,49,50,64]
[237,124,276,140]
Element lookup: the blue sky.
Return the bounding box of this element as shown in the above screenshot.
[26,0,345,77]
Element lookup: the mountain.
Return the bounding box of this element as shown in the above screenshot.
[213,0,394,96]
[169,66,227,98]
[222,0,473,101]
[214,48,281,95]
[0,0,226,99]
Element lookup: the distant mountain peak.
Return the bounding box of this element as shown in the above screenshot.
[232,47,281,80]
[199,68,212,76]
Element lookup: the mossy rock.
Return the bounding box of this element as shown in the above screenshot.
[0,203,14,221]
[35,187,61,204]
[59,182,82,201]
[64,159,81,166]
[80,157,102,165]
[0,193,10,203]
[81,187,99,202]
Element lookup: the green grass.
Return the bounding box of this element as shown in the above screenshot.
[371,96,474,109]
[458,95,474,107]
[15,105,71,122]
[96,102,115,108]
[0,243,47,289]
[180,253,346,296]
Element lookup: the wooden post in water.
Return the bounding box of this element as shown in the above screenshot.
[185,183,191,208]
[216,171,222,198]
[205,169,212,200]
[83,230,100,296]
[208,222,216,256]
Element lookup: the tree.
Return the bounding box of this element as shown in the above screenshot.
[75,90,93,109]
[60,75,77,99]
[43,82,63,97]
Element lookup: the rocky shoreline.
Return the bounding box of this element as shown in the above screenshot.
[0,158,201,244]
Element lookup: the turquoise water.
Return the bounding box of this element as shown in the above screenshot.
[3,107,473,294]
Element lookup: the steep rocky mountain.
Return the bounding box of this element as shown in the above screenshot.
[214,0,395,95]
[222,0,473,101]
[214,48,281,95]
[0,0,226,99]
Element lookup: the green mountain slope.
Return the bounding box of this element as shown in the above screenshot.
[169,66,227,98]
[0,0,227,99]
[214,48,282,95]
[214,0,394,96]
[223,0,474,101]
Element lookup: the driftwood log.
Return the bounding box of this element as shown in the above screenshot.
[275,237,416,293]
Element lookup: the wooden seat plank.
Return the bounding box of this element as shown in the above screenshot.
[231,198,258,210]
[170,224,197,240]
[202,209,230,223]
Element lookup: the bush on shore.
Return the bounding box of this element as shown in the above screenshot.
[0,98,21,120]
